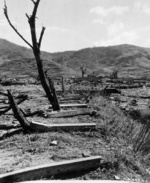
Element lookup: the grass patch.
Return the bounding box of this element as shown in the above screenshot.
[88,95,150,181]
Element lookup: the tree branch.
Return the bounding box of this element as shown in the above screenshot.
[3,2,33,49]
[38,26,45,49]
[26,13,30,21]
[27,0,41,52]
[31,0,40,19]
[31,0,36,4]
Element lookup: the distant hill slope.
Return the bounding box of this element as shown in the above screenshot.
[52,44,150,78]
[0,39,77,78]
[1,38,150,79]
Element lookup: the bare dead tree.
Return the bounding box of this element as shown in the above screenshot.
[80,64,86,78]
[110,70,118,79]
[4,0,60,111]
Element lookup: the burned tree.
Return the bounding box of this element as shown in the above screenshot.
[110,70,118,79]
[4,0,60,111]
[80,64,86,78]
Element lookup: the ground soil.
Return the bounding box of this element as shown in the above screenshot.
[0,83,149,181]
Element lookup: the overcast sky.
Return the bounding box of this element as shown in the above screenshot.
[0,0,150,52]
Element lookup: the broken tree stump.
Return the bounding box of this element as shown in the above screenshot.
[0,156,101,183]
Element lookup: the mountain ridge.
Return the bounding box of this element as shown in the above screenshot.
[0,38,150,78]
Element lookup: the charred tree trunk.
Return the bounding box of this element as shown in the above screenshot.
[48,78,60,110]
[26,1,60,111]
[7,90,31,133]
[4,0,60,111]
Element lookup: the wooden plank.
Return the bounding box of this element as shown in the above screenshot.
[59,100,81,104]
[59,97,84,101]
[61,94,83,98]
[0,156,101,183]
[49,103,87,109]
[30,121,96,132]
[18,181,141,183]
[47,109,92,118]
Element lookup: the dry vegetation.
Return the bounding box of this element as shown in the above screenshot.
[0,79,150,181]
[1,0,150,181]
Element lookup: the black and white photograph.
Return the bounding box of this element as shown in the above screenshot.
[0,0,150,182]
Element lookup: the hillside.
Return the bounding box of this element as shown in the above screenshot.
[52,44,150,78]
[1,39,150,78]
[0,39,77,78]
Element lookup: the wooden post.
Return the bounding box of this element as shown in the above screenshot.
[61,76,65,93]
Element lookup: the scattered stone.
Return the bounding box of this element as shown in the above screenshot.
[82,151,91,157]
[114,175,120,180]
[50,140,58,146]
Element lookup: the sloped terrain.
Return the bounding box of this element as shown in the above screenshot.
[0,39,77,78]
[53,44,150,78]
[1,39,150,79]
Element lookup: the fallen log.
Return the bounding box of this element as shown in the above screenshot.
[0,128,23,140]
[47,109,95,118]
[49,103,87,109]
[7,90,31,132]
[0,124,21,130]
[7,90,96,133]
[30,121,96,132]
[0,93,28,115]
[0,91,8,96]
[0,156,101,183]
